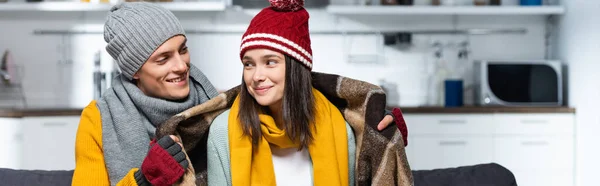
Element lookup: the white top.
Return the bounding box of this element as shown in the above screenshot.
[270,144,313,186]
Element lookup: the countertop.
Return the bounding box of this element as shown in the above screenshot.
[0,106,576,118]
[0,108,84,118]
[389,106,576,114]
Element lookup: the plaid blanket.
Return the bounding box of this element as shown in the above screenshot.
[156,72,413,186]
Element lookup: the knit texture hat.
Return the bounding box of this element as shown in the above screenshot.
[240,0,313,70]
[104,2,185,80]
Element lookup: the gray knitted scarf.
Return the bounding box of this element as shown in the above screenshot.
[96,64,219,185]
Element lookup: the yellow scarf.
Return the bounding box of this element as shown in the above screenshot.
[229,88,349,186]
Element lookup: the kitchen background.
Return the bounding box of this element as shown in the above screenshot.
[0,0,597,186]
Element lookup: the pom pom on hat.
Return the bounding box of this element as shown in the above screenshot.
[269,0,304,12]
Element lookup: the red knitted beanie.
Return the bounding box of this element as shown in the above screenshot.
[240,0,313,70]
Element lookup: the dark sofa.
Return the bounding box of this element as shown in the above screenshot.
[0,163,517,186]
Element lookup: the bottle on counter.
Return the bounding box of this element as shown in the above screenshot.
[426,41,450,107]
[473,0,488,6]
[93,51,107,100]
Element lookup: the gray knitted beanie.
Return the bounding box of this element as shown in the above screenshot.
[104,2,185,80]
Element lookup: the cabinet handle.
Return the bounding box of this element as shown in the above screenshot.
[520,120,549,124]
[13,133,23,142]
[438,120,467,124]
[439,141,467,146]
[521,141,549,146]
[43,122,67,127]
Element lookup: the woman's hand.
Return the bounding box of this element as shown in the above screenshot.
[376,108,408,146]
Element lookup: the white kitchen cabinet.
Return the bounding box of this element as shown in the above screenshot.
[494,136,574,186]
[406,137,414,164]
[509,169,573,186]
[21,116,80,170]
[494,136,574,170]
[0,118,23,169]
[409,136,493,170]
[404,114,493,135]
[405,113,575,186]
[494,113,575,135]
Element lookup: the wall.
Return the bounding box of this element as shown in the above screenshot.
[555,0,600,186]
[0,9,547,108]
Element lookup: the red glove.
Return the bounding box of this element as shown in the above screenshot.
[392,107,408,146]
[135,135,189,186]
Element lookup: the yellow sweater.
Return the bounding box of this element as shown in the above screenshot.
[71,100,140,186]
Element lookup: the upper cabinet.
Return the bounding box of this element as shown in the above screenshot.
[0,1,564,15]
[0,1,226,12]
[326,5,565,16]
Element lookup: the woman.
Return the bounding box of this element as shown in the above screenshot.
[72,2,401,186]
[206,0,411,185]
[208,50,357,186]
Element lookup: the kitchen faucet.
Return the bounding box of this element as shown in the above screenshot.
[1,50,11,84]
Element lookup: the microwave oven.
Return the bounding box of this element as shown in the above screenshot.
[473,60,564,106]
